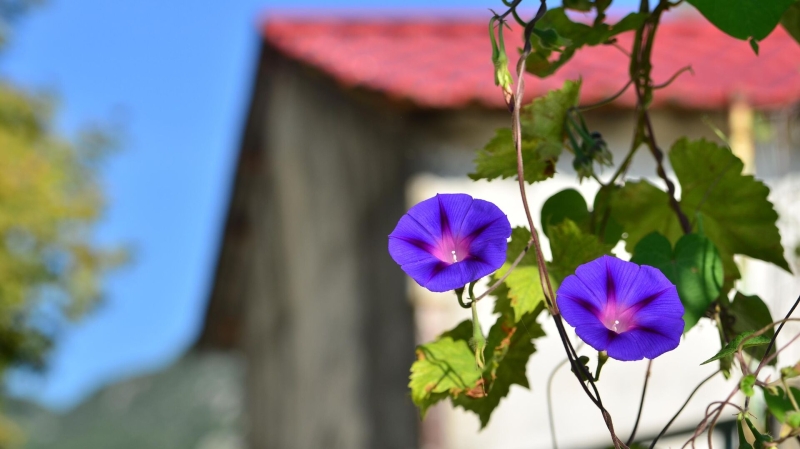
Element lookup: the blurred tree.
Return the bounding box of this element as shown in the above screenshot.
[0,1,123,445]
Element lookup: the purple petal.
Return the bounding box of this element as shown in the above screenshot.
[620,266,684,318]
[605,315,683,361]
[424,263,468,293]
[556,255,684,361]
[458,198,512,245]
[601,255,642,309]
[574,321,615,353]
[405,194,470,242]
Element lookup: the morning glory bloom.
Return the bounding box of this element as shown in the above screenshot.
[388,193,512,293]
[557,255,684,361]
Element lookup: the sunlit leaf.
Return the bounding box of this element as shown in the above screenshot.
[470,80,580,184]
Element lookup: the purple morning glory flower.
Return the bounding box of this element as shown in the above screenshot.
[557,255,684,361]
[388,193,512,293]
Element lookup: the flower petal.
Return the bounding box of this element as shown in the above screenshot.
[574,321,615,353]
[557,255,685,361]
[601,255,642,309]
[458,198,512,244]
[620,265,684,318]
[425,263,469,292]
[405,194,472,242]
[396,258,445,290]
[557,271,606,314]
[605,315,683,361]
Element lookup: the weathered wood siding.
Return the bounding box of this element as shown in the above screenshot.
[239,46,418,449]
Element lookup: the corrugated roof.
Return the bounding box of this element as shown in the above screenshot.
[262,14,800,110]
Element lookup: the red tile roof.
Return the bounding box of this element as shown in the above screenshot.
[262,13,800,110]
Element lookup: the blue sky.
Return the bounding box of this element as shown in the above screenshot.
[0,0,641,409]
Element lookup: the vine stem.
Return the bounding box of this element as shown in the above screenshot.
[626,359,653,446]
[648,370,720,449]
[500,1,626,446]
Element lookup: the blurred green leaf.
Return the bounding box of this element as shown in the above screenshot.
[562,0,593,12]
[741,374,756,396]
[631,232,723,332]
[764,386,800,423]
[726,292,776,363]
[687,0,793,41]
[781,1,800,44]
[701,331,770,365]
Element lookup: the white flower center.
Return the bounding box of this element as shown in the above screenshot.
[451,250,458,263]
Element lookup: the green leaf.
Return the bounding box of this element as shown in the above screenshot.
[527,9,646,77]
[687,0,794,40]
[743,414,773,448]
[631,232,723,332]
[540,187,622,245]
[781,1,800,44]
[454,311,545,427]
[563,0,593,12]
[701,331,771,365]
[764,386,800,422]
[741,374,756,397]
[592,185,624,245]
[726,292,776,363]
[494,264,546,323]
[737,415,754,449]
[610,180,682,251]
[788,411,800,428]
[409,333,483,417]
[504,227,538,266]
[541,189,589,238]
[470,80,580,184]
[612,139,790,284]
[547,219,612,283]
[671,138,790,278]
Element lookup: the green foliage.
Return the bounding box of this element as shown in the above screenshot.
[613,138,789,284]
[701,331,770,365]
[0,83,123,372]
[409,330,482,417]
[782,1,800,44]
[470,80,580,184]
[492,228,546,322]
[610,180,682,250]
[454,311,545,427]
[540,188,622,245]
[527,8,645,77]
[740,374,756,396]
[409,310,545,427]
[738,413,773,448]
[687,0,794,48]
[671,138,790,278]
[541,189,589,238]
[631,232,723,332]
[724,292,776,363]
[547,219,612,283]
[764,385,800,423]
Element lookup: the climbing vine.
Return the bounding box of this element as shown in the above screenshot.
[389,0,800,447]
